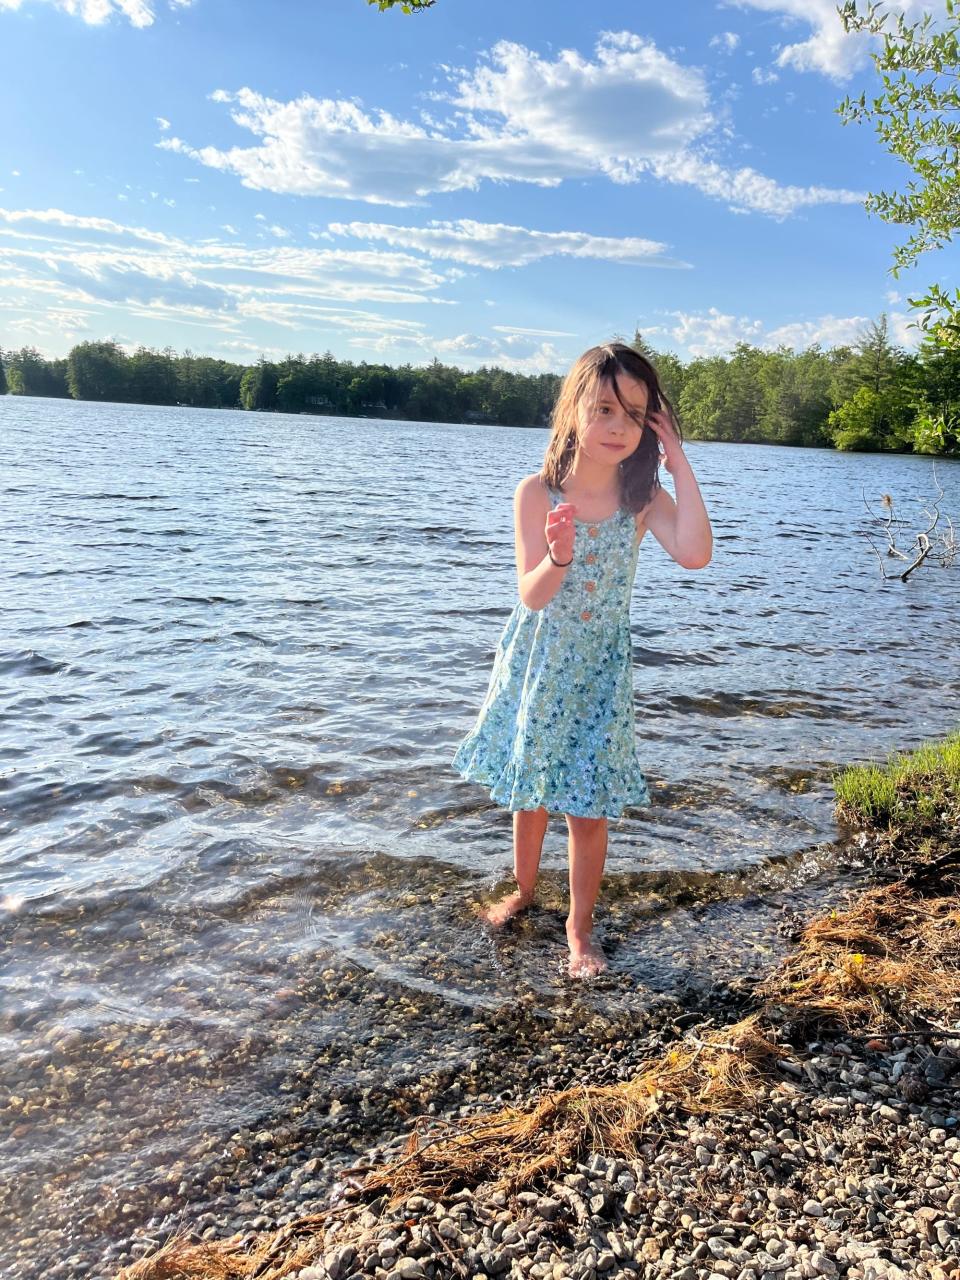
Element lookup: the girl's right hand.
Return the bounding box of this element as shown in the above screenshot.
[545,502,576,565]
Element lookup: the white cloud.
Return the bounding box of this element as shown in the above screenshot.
[156,116,172,131]
[328,218,683,269]
[218,339,287,357]
[450,33,713,167]
[358,327,567,373]
[159,32,859,217]
[0,206,175,245]
[648,153,862,218]
[437,333,564,372]
[0,207,457,333]
[710,32,741,53]
[647,307,764,356]
[0,0,192,27]
[765,313,870,350]
[731,0,930,81]
[491,324,576,338]
[646,306,921,357]
[751,66,779,86]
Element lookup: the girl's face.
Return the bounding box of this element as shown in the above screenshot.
[576,373,649,467]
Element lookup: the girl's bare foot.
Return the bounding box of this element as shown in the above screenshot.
[566,924,607,978]
[483,890,533,927]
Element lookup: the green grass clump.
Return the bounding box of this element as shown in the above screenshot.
[835,730,960,832]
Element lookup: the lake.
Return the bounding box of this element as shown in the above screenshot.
[2,396,958,1274]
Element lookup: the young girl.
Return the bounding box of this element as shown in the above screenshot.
[453,342,712,978]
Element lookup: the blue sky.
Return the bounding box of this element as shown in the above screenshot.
[0,0,952,372]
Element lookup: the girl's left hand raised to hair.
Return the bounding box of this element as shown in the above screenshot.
[645,409,684,473]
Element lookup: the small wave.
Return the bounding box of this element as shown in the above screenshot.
[173,595,244,606]
[647,689,859,721]
[631,645,723,668]
[70,492,169,502]
[76,730,164,758]
[0,651,69,677]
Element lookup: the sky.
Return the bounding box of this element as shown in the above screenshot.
[0,0,954,373]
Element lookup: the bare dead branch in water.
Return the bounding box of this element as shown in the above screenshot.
[862,464,957,579]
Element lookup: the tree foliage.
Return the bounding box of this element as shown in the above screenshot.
[838,1,960,344]
[0,349,7,396]
[4,329,960,454]
[67,341,130,401]
[366,0,435,10]
[3,347,70,397]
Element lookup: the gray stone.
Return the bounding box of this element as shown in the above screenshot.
[389,1259,426,1280]
[809,1252,837,1277]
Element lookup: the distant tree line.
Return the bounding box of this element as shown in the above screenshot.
[1,319,958,455]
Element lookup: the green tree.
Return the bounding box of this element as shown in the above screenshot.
[828,376,914,450]
[758,346,833,447]
[239,359,279,411]
[5,347,70,397]
[911,405,960,453]
[830,315,903,404]
[0,349,7,396]
[630,331,660,364]
[632,330,686,407]
[276,357,322,413]
[406,360,459,421]
[677,356,729,440]
[902,336,960,453]
[129,346,178,405]
[67,341,130,401]
[346,366,387,413]
[652,350,686,408]
[838,1,960,343]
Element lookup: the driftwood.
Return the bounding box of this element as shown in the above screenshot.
[862,466,957,580]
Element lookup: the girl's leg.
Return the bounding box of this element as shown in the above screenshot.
[565,814,608,977]
[484,807,548,926]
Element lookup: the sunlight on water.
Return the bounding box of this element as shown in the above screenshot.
[1,395,959,1270]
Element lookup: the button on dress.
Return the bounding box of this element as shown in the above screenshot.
[453,488,650,819]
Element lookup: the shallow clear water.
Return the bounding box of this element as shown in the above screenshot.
[1,396,959,1265]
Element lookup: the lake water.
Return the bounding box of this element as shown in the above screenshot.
[2,396,959,1272]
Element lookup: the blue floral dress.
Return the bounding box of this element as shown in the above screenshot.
[453,487,650,819]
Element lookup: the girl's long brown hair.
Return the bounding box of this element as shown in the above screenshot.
[541,342,681,514]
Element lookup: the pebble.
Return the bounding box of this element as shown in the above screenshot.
[9,977,960,1280]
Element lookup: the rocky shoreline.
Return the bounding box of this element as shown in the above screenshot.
[15,735,960,1280]
[116,1011,960,1280]
[115,762,960,1280]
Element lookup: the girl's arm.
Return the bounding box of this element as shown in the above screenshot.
[515,475,575,610]
[640,413,712,570]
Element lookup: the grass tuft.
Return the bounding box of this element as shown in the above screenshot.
[834,731,960,832]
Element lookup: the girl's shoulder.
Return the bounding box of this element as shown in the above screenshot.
[514,472,553,506]
[634,485,668,534]
[514,473,552,529]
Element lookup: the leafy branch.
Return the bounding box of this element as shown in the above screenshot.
[837,1,960,345]
[366,0,436,11]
